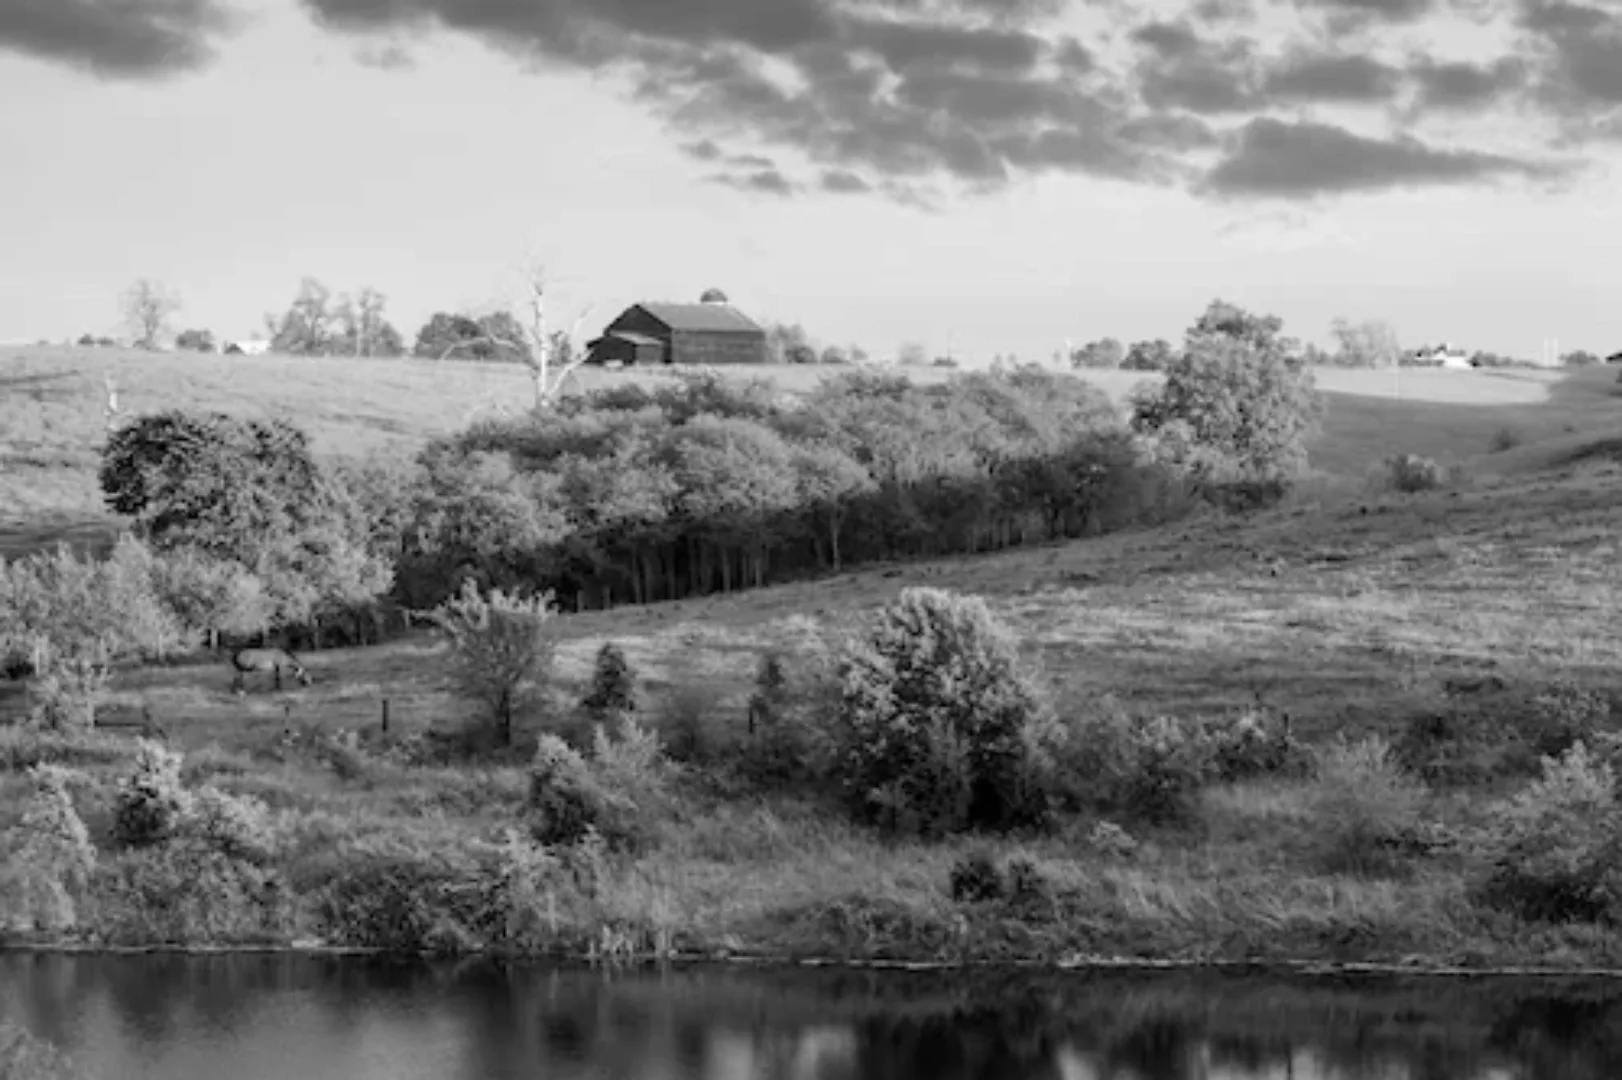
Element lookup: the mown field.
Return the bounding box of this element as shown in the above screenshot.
[1,342,1608,540]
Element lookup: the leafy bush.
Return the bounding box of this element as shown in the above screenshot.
[1475,743,1622,925]
[1,766,96,933]
[308,840,499,955]
[180,786,277,863]
[1197,708,1308,782]
[948,851,1006,902]
[111,740,193,848]
[1303,736,1429,876]
[733,644,839,789]
[1383,453,1450,493]
[835,587,1050,836]
[525,736,645,851]
[1489,426,1523,453]
[1047,701,1213,825]
[87,839,293,946]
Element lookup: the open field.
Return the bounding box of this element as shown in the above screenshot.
[4,438,1622,965]
[3,342,1615,543]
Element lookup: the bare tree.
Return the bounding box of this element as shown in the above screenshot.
[122,279,182,349]
[437,260,594,409]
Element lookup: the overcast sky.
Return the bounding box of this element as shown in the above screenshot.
[1,0,1618,363]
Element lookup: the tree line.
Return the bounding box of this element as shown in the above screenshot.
[5,299,1323,698]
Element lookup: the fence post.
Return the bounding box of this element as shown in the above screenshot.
[381,698,390,734]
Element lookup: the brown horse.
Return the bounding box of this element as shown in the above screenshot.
[230,648,313,695]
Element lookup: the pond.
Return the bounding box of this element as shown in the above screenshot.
[3,953,1621,1079]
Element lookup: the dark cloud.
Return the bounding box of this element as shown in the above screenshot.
[1516,0,1622,116]
[0,0,239,77]
[819,168,873,193]
[710,168,799,196]
[1203,117,1568,198]
[1290,0,1437,23]
[1263,51,1402,103]
[273,0,1612,205]
[1407,56,1526,110]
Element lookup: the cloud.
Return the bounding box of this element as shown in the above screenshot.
[1129,22,1262,114]
[355,41,414,71]
[1263,51,1403,104]
[1202,117,1570,198]
[0,0,241,77]
[1289,0,1437,25]
[1407,56,1526,111]
[1516,0,1622,122]
[710,168,799,196]
[819,168,873,193]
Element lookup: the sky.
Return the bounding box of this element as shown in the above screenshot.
[0,0,1619,365]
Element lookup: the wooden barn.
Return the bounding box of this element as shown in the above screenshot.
[585,299,768,367]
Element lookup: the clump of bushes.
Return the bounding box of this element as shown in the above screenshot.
[1383,453,1452,493]
[525,721,672,852]
[1302,735,1430,876]
[947,850,1052,909]
[1475,743,1622,925]
[834,587,1052,836]
[1,766,97,933]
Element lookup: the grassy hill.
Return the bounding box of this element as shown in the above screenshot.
[2,342,1614,547]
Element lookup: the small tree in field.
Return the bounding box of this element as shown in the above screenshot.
[1130,300,1323,486]
[122,279,182,349]
[580,641,637,723]
[431,580,557,748]
[837,587,1051,836]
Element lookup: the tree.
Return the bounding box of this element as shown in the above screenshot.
[1562,349,1602,367]
[897,341,928,367]
[174,328,216,353]
[333,287,404,358]
[1188,299,1299,366]
[1070,338,1125,369]
[1329,318,1401,368]
[266,278,340,355]
[437,262,593,407]
[1131,301,1323,483]
[766,322,817,364]
[431,580,557,748]
[1122,339,1177,371]
[414,311,532,363]
[580,641,637,722]
[122,279,182,349]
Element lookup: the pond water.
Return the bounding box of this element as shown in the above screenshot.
[3,952,1621,1079]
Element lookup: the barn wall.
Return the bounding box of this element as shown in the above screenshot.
[604,308,676,362]
[586,337,636,365]
[670,330,768,365]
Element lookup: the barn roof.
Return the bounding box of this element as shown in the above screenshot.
[636,302,765,334]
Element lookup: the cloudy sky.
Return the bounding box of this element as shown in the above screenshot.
[0,0,1618,363]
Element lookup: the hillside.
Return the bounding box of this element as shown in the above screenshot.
[0,343,1615,549]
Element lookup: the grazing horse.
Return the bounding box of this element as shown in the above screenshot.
[230,648,312,695]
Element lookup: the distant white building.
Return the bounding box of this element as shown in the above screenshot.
[230,339,272,356]
[1409,343,1471,368]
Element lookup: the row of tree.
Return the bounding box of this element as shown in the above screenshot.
[7,298,1322,695]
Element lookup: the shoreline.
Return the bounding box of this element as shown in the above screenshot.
[7,938,1622,982]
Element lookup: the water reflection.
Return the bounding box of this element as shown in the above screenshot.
[3,953,1621,1080]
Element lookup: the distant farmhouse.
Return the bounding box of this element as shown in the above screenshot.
[585,292,767,367]
[1408,343,1471,369]
[227,339,272,356]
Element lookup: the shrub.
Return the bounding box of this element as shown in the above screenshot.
[948,851,1006,902]
[1,766,97,933]
[27,658,110,731]
[835,587,1050,836]
[1304,735,1429,876]
[180,786,277,863]
[309,841,498,955]
[1489,426,1523,453]
[580,641,637,722]
[87,839,293,946]
[1047,701,1213,825]
[1383,453,1449,493]
[1475,743,1622,925]
[525,736,644,850]
[111,740,193,848]
[733,646,838,789]
[1197,708,1308,782]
